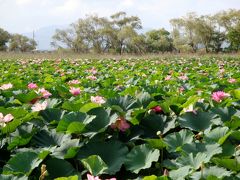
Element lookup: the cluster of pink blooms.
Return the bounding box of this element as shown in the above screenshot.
[31,101,48,112]
[87,174,116,180]
[91,96,106,104]
[111,117,130,132]
[87,75,97,81]
[0,113,14,127]
[0,83,13,90]
[28,83,52,99]
[228,78,237,83]
[69,87,81,96]
[68,79,80,85]
[212,91,230,102]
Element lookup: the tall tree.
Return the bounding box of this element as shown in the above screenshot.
[0,28,10,51]
[170,13,199,52]
[145,28,173,53]
[9,34,37,52]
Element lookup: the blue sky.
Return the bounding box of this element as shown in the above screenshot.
[0,0,240,33]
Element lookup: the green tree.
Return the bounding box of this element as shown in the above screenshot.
[9,34,37,52]
[227,23,240,51]
[0,28,10,51]
[170,13,199,53]
[110,12,142,54]
[145,28,173,53]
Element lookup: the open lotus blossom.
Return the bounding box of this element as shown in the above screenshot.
[28,83,38,89]
[111,117,130,132]
[0,83,13,90]
[69,87,81,96]
[68,79,80,85]
[151,105,162,113]
[0,113,14,127]
[91,96,106,104]
[87,174,116,180]
[38,88,52,99]
[228,78,237,83]
[165,75,172,81]
[212,91,230,102]
[87,75,97,81]
[31,101,48,112]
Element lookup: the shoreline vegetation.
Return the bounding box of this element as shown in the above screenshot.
[0,51,240,60]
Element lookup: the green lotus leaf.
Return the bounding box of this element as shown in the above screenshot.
[3,151,44,176]
[77,140,128,174]
[45,158,77,179]
[164,129,194,152]
[81,155,108,176]
[124,144,160,174]
[178,111,215,131]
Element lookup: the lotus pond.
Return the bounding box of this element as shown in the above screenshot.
[0,57,240,180]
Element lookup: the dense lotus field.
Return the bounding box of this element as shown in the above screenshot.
[0,57,240,180]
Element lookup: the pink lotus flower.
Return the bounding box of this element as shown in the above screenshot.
[28,83,38,89]
[165,75,172,81]
[212,91,230,102]
[0,83,13,90]
[38,88,52,99]
[91,96,106,104]
[31,101,48,112]
[87,75,97,81]
[87,174,116,180]
[178,75,188,81]
[179,87,185,93]
[69,87,81,96]
[0,113,14,127]
[68,79,80,85]
[88,67,97,74]
[151,106,162,113]
[87,174,101,180]
[228,78,236,83]
[111,117,130,132]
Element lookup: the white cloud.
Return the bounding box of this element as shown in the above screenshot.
[53,0,81,14]
[0,0,240,33]
[16,0,33,5]
[121,0,134,7]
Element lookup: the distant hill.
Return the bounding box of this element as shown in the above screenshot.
[23,25,67,51]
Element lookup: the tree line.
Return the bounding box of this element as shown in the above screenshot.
[0,30,37,52]
[0,9,239,53]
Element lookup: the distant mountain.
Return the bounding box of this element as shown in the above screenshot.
[23,25,67,50]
